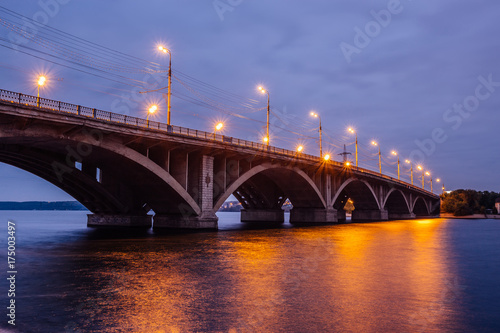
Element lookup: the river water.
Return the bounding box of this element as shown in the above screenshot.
[0,211,499,332]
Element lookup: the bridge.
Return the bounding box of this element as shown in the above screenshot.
[0,89,440,229]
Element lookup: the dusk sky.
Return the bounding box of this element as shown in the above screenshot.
[0,0,499,201]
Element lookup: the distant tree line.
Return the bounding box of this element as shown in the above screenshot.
[440,190,500,216]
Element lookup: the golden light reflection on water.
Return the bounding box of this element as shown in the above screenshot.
[75,219,461,332]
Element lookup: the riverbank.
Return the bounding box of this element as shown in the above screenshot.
[440,213,500,219]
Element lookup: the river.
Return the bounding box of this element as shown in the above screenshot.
[0,211,499,332]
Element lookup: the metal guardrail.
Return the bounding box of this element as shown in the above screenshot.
[0,88,437,197]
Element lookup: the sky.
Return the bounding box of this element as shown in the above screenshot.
[0,0,499,201]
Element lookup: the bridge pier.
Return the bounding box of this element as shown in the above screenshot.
[388,212,416,220]
[352,209,388,222]
[87,214,152,227]
[153,213,218,229]
[289,208,338,223]
[240,209,284,223]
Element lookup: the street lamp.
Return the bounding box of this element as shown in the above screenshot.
[435,178,441,194]
[371,141,381,174]
[417,165,424,189]
[347,127,358,167]
[214,122,224,139]
[405,159,413,185]
[323,154,330,161]
[258,86,270,145]
[297,145,304,153]
[158,45,172,126]
[426,171,432,192]
[310,111,322,158]
[146,104,158,126]
[391,151,400,180]
[37,75,46,107]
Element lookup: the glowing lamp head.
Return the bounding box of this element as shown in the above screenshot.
[215,122,223,131]
[148,105,158,114]
[258,86,266,94]
[323,154,330,161]
[345,161,351,167]
[371,141,378,146]
[158,45,168,53]
[348,127,355,134]
[417,165,422,170]
[425,171,430,176]
[436,178,441,182]
[391,151,397,156]
[297,145,304,153]
[37,76,46,86]
[263,136,269,143]
[310,111,318,118]
[405,159,411,164]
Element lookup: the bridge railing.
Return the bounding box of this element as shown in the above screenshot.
[0,88,436,197]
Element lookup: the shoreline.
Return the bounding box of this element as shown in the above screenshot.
[440,213,500,219]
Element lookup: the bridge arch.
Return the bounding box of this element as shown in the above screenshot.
[412,196,430,216]
[382,188,411,214]
[331,177,381,211]
[0,129,201,216]
[213,163,326,211]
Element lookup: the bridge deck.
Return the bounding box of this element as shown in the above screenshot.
[0,88,438,200]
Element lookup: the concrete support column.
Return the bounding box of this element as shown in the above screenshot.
[388,212,416,220]
[154,155,218,229]
[153,214,218,229]
[289,207,338,223]
[240,209,284,223]
[352,209,388,222]
[87,214,152,227]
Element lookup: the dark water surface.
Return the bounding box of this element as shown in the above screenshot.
[0,211,499,332]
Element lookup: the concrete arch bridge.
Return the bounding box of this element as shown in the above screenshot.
[0,89,439,229]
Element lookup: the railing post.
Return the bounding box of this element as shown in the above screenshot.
[92,108,96,118]
[18,93,21,104]
[77,105,81,115]
[58,101,61,111]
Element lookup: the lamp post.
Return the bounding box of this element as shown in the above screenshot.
[146,104,157,127]
[372,141,381,174]
[391,151,400,180]
[426,171,432,192]
[310,111,322,158]
[348,127,358,167]
[258,86,270,145]
[214,122,224,139]
[405,160,413,185]
[37,76,46,107]
[436,178,441,194]
[417,165,424,189]
[158,45,172,125]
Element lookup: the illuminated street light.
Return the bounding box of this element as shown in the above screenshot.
[158,45,172,125]
[345,161,351,167]
[214,122,224,139]
[405,159,414,185]
[347,127,358,167]
[258,86,270,146]
[146,104,158,127]
[426,171,432,192]
[371,141,381,174]
[323,154,330,161]
[417,165,425,189]
[37,75,46,107]
[391,151,400,180]
[297,145,304,153]
[310,111,323,158]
